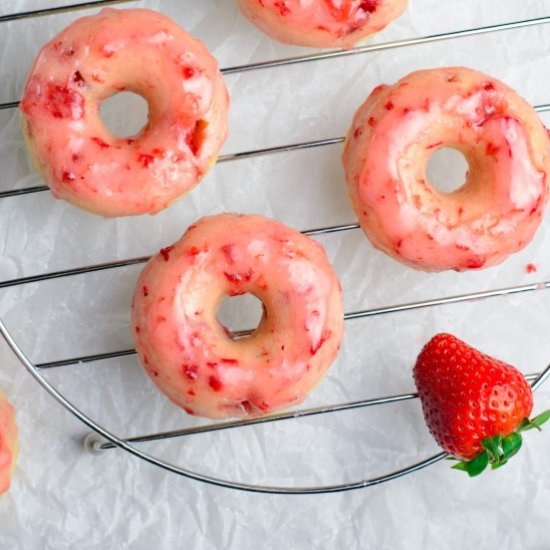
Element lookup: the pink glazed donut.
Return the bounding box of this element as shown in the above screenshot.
[20,8,229,217]
[237,0,408,49]
[0,392,18,496]
[131,214,344,419]
[343,67,550,272]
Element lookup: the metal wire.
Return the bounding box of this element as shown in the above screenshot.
[3,100,550,199]
[0,316,454,494]
[29,279,550,369]
[0,0,135,23]
[1,1,549,494]
[2,311,548,495]
[221,15,550,74]
[93,369,548,450]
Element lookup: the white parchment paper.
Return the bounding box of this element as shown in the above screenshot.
[0,0,549,548]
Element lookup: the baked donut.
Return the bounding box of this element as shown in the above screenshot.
[237,0,408,49]
[131,213,344,419]
[20,8,229,217]
[343,67,550,272]
[0,392,18,496]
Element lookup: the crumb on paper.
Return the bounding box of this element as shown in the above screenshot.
[526,263,537,274]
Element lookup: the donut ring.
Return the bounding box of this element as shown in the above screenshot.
[0,392,18,496]
[237,0,408,49]
[20,8,229,217]
[343,67,550,272]
[131,213,344,419]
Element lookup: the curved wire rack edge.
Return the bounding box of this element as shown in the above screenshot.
[0,315,453,494]
[2,315,549,494]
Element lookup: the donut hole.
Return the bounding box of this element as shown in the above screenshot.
[99,91,149,138]
[217,294,264,338]
[426,147,469,194]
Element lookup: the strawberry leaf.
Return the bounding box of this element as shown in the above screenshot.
[517,410,550,433]
[518,420,540,433]
[530,410,550,430]
[501,432,523,460]
[467,451,489,477]
[482,435,502,461]
[516,418,532,432]
[452,451,489,477]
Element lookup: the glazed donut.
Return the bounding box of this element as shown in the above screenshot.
[131,213,344,419]
[20,8,229,217]
[0,392,18,496]
[342,67,550,272]
[237,0,408,49]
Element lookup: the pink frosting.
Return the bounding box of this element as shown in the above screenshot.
[131,214,344,419]
[343,67,550,272]
[237,0,408,48]
[20,8,229,217]
[0,393,18,496]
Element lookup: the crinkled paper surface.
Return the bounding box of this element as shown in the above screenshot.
[0,0,549,548]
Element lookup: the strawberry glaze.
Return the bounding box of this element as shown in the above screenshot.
[237,0,408,48]
[343,67,550,272]
[20,8,229,217]
[0,393,18,496]
[131,214,344,419]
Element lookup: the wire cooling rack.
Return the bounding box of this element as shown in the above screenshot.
[1,0,550,494]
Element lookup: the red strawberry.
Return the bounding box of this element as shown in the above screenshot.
[414,333,550,476]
